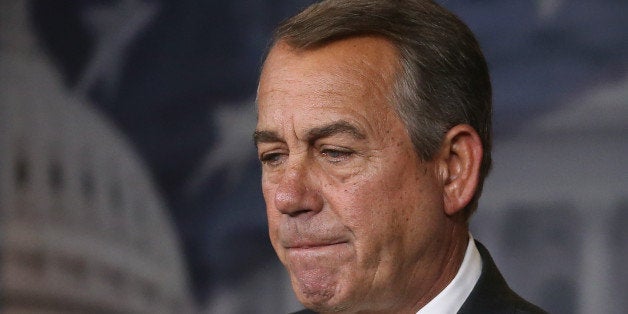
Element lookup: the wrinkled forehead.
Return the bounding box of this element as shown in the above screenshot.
[258,36,400,102]
[255,36,405,140]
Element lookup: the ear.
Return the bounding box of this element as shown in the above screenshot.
[436,124,483,217]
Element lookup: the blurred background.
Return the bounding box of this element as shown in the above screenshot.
[1,0,626,313]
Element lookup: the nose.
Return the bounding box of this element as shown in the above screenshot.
[273,161,324,217]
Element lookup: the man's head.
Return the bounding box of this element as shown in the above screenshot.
[270,0,492,217]
[254,0,491,312]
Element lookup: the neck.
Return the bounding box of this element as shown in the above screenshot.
[409,222,469,312]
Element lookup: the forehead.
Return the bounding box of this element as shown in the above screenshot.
[257,36,401,133]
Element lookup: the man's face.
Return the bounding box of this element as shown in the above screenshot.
[255,37,453,312]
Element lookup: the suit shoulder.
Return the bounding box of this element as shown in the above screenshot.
[459,241,548,314]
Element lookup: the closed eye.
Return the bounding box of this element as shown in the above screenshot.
[320,148,353,163]
[259,152,286,166]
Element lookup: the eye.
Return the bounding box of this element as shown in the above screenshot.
[259,152,286,167]
[320,147,353,163]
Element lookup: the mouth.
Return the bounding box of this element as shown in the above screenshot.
[287,240,348,250]
[284,240,351,258]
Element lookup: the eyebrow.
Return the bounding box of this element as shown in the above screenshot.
[253,120,365,146]
[305,120,366,143]
[253,130,281,146]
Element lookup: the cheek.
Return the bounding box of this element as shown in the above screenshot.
[262,184,281,242]
[330,161,413,216]
[262,183,274,219]
[324,160,437,249]
[324,174,399,246]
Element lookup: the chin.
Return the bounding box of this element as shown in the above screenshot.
[299,298,354,314]
[293,280,357,313]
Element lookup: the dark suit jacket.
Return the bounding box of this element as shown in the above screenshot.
[292,241,547,313]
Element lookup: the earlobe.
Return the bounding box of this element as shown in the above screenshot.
[439,125,483,217]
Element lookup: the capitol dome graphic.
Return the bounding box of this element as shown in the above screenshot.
[0,0,193,312]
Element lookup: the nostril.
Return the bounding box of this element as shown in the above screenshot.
[287,208,313,217]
